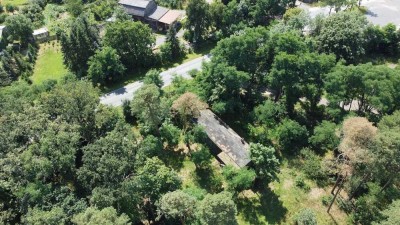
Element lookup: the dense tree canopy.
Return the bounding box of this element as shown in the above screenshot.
[103,21,155,70]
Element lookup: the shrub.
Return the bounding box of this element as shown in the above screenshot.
[6,4,15,13]
[294,208,317,225]
[0,13,8,24]
[300,148,328,186]
[321,195,333,206]
[295,176,310,191]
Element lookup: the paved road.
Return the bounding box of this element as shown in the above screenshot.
[100,55,211,106]
[298,0,400,26]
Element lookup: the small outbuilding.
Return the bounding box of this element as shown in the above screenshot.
[197,109,251,168]
[33,27,49,42]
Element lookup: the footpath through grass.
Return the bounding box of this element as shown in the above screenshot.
[32,41,68,84]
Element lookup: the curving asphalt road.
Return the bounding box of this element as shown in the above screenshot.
[100,55,211,106]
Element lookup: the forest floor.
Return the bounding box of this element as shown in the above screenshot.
[32,40,68,84]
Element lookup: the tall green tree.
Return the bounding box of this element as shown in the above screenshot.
[60,14,100,76]
[316,11,368,62]
[3,14,33,46]
[156,190,197,224]
[196,192,238,225]
[87,47,126,85]
[72,207,131,225]
[185,0,211,44]
[249,143,280,182]
[103,21,155,70]
[196,61,250,114]
[130,84,166,132]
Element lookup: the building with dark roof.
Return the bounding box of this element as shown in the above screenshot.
[197,109,251,168]
[118,0,182,30]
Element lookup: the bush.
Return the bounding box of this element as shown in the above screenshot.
[295,176,310,191]
[0,4,4,13]
[309,121,339,153]
[0,13,8,24]
[300,148,328,186]
[321,195,333,206]
[5,4,16,13]
[294,208,317,225]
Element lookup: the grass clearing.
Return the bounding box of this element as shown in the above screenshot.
[2,0,27,6]
[32,41,68,84]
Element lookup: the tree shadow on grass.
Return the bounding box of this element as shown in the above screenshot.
[160,149,186,171]
[194,167,223,193]
[237,187,287,225]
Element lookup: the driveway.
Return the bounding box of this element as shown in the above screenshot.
[297,0,400,26]
[100,55,211,106]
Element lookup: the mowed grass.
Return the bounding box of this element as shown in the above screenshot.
[32,41,68,84]
[2,0,27,6]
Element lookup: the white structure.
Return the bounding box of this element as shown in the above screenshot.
[33,27,49,42]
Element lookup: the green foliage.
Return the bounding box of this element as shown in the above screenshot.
[72,207,131,225]
[65,0,83,17]
[300,148,328,185]
[196,192,238,225]
[273,119,308,153]
[222,166,256,193]
[24,207,67,225]
[254,100,286,128]
[136,135,163,166]
[375,200,400,225]
[88,0,116,21]
[103,21,155,70]
[365,23,400,56]
[143,69,164,88]
[3,14,33,46]
[294,208,317,225]
[130,84,166,132]
[77,123,136,190]
[316,11,368,62]
[249,143,280,182]
[321,195,333,206]
[270,52,336,115]
[191,145,212,170]
[325,63,400,117]
[196,61,250,114]
[185,0,211,44]
[156,0,184,9]
[156,190,197,223]
[5,4,16,13]
[131,157,181,201]
[87,46,126,85]
[60,14,100,76]
[309,121,339,153]
[295,176,310,191]
[21,1,45,28]
[160,120,181,147]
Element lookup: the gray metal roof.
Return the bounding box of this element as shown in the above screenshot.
[198,109,251,168]
[119,0,151,9]
[148,6,169,20]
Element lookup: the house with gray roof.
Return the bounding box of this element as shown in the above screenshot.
[118,0,181,30]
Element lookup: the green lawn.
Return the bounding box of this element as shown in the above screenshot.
[32,41,68,84]
[2,0,27,6]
